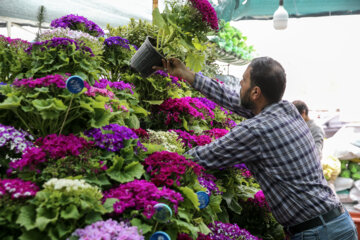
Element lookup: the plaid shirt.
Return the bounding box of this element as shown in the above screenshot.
[187,73,340,227]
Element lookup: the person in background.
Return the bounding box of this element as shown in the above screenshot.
[154,57,357,240]
[293,100,325,159]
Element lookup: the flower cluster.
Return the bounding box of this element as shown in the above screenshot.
[131,128,149,139]
[103,180,183,218]
[25,37,94,56]
[189,0,219,30]
[104,36,133,49]
[147,130,185,153]
[207,221,261,240]
[0,178,38,199]
[84,124,146,152]
[0,34,31,49]
[9,134,93,170]
[202,128,229,139]
[158,97,215,125]
[13,74,67,89]
[234,163,253,178]
[85,86,115,99]
[154,70,182,87]
[50,14,105,37]
[247,190,270,211]
[70,219,144,240]
[144,151,205,187]
[93,79,134,94]
[44,178,99,192]
[198,173,221,195]
[0,124,34,154]
[195,97,230,114]
[170,129,212,149]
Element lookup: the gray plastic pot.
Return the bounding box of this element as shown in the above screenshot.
[130,36,165,78]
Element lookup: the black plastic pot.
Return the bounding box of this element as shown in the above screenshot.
[130,36,165,78]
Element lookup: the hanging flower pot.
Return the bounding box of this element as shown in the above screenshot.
[130,36,165,78]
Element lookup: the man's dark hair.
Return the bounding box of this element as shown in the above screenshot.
[292,100,309,116]
[249,57,286,104]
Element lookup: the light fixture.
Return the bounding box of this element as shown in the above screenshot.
[273,0,289,30]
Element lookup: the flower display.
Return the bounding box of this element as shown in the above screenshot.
[189,0,219,30]
[50,14,105,37]
[0,124,33,154]
[0,35,30,48]
[206,221,261,240]
[70,219,144,240]
[13,74,67,89]
[103,179,183,218]
[0,178,38,199]
[84,124,146,152]
[144,151,205,187]
[170,129,212,149]
[158,97,215,125]
[25,37,94,56]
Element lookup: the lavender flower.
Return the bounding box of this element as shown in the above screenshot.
[198,173,222,195]
[93,78,135,94]
[104,36,131,49]
[51,14,105,37]
[69,219,144,240]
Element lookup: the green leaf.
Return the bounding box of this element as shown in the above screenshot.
[16,205,37,231]
[132,105,149,115]
[19,230,47,240]
[142,143,165,154]
[55,221,73,238]
[32,98,67,120]
[103,198,118,213]
[126,115,140,129]
[0,95,22,109]
[185,52,205,72]
[179,186,199,210]
[84,212,102,225]
[198,221,211,235]
[35,206,59,231]
[85,174,111,187]
[130,218,152,234]
[173,219,199,237]
[228,199,242,215]
[177,208,191,222]
[143,100,164,105]
[182,118,189,131]
[152,8,166,29]
[107,157,144,183]
[60,204,80,220]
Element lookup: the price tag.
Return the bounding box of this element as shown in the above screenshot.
[153,203,172,223]
[66,75,84,94]
[150,231,171,240]
[196,191,210,209]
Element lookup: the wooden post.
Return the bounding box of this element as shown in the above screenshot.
[153,0,158,10]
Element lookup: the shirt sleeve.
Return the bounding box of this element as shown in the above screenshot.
[311,125,325,157]
[192,73,254,119]
[185,123,260,169]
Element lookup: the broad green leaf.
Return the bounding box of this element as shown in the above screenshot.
[177,208,191,222]
[0,95,22,109]
[185,52,205,72]
[16,205,37,231]
[132,105,149,115]
[60,204,80,220]
[142,143,165,154]
[125,115,140,129]
[84,212,102,225]
[19,230,46,240]
[130,218,152,234]
[152,8,166,29]
[182,118,189,131]
[198,220,211,235]
[103,198,118,213]
[179,186,199,210]
[35,206,59,231]
[54,221,72,238]
[143,100,164,105]
[173,219,199,237]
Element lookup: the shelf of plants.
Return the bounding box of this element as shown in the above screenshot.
[0,0,284,240]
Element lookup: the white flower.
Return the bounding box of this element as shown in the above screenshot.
[0,137,6,146]
[44,178,99,193]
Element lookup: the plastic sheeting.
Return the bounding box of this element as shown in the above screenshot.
[211,0,360,21]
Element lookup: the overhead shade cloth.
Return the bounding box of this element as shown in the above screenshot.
[0,0,154,27]
[212,0,360,21]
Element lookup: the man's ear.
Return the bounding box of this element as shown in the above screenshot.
[251,86,261,100]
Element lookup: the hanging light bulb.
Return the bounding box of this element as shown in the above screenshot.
[273,0,289,30]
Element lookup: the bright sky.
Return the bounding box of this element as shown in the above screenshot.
[228,15,360,121]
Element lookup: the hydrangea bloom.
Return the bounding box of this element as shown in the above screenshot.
[70,219,144,240]
[0,124,34,154]
[189,0,219,30]
[0,178,38,199]
[13,74,67,89]
[25,37,94,57]
[144,151,205,187]
[103,180,183,218]
[51,14,105,37]
[158,97,215,125]
[207,221,261,240]
[84,124,146,152]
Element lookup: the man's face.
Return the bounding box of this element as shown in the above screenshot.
[240,66,255,110]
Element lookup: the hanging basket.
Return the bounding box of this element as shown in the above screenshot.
[130,36,165,78]
[215,48,251,66]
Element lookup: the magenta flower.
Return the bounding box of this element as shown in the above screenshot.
[248,190,270,211]
[13,74,67,89]
[189,0,219,30]
[144,151,205,187]
[0,178,38,199]
[202,128,229,139]
[0,34,30,49]
[103,180,183,218]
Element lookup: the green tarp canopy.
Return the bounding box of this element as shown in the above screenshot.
[212,0,360,21]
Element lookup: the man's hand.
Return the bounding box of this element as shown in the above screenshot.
[152,58,196,85]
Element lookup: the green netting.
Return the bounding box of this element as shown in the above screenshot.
[211,0,360,21]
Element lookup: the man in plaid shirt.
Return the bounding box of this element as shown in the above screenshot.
[154,57,357,239]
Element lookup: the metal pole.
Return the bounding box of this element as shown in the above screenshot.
[6,21,11,37]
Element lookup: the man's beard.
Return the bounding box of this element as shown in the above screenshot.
[240,87,255,110]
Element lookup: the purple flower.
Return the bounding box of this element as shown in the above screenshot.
[206,221,261,240]
[104,36,131,49]
[0,178,38,199]
[70,219,144,240]
[50,14,104,37]
[93,78,135,94]
[0,124,34,154]
[198,173,222,195]
[84,124,146,152]
[0,34,31,49]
